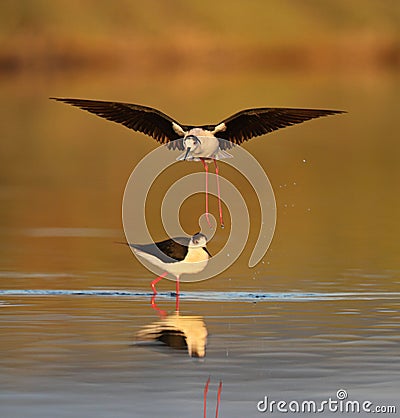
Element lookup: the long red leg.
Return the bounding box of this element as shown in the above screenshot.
[175,276,180,312]
[150,293,167,318]
[215,380,223,418]
[204,376,211,418]
[151,272,168,294]
[213,160,224,228]
[201,159,212,228]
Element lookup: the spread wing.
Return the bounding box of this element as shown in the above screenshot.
[50,97,187,149]
[215,107,345,149]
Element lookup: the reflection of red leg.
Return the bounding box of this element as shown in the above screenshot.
[151,272,168,294]
[215,380,223,418]
[213,160,224,228]
[203,376,211,418]
[150,293,167,318]
[175,276,180,312]
[201,159,212,228]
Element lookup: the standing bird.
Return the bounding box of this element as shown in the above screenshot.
[51,97,345,227]
[123,232,210,311]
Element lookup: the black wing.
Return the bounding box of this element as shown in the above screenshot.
[129,237,190,263]
[137,325,187,350]
[215,107,345,149]
[158,331,187,349]
[50,97,187,148]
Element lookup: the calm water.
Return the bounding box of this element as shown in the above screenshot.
[0,71,399,417]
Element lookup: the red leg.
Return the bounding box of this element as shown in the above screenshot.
[150,293,167,318]
[151,272,168,294]
[204,376,211,418]
[175,276,180,312]
[213,160,224,228]
[215,380,223,418]
[201,159,212,228]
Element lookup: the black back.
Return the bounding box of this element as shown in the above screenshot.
[129,236,190,263]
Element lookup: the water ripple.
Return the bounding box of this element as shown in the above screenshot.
[0,289,399,302]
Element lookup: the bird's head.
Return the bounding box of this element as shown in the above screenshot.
[183,135,201,160]
[189,232,208,248]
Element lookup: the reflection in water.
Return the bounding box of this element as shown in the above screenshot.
[137,310,208,358]
[204,377,223,418]
[146,290,208,357]
[150,293,168,317]
[145,288,220,413]
[0,291,398,416]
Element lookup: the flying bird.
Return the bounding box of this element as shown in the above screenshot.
[51,97,345,227]
[122,232,210,310]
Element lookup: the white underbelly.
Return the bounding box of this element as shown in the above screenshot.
[166,259,209,276]
[193,137,220,158]
[177,136,221,161]
[134,249,208,277]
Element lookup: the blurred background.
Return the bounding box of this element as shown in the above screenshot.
[1,0,399,292]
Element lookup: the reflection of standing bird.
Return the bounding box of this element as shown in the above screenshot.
[123,233,210,309]
[136,312,208,358]
[51,97,345,227]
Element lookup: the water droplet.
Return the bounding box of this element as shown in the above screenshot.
[302,159,307,163]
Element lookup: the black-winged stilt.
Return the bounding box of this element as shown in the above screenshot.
[51,97,345,227]
[122,232,210,310]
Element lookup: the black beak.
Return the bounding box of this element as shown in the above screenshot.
[183,147,191,161]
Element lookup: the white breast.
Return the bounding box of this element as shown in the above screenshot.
[176,138,220,162]
[193,136,220,159]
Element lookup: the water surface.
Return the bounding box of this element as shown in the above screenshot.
[1,71,399,416]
